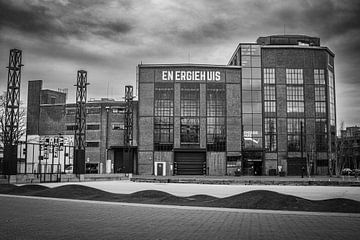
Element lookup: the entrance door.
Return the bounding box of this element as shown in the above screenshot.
[174,151,206,175]
[114,149,134,173]
[157,163,164,176]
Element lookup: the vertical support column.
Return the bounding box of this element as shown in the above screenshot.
[3,49,23,175]
[74,70,89,174]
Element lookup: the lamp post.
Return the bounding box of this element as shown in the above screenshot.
[105,106,110,173]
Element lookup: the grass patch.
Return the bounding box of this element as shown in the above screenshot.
[1,184,359,213]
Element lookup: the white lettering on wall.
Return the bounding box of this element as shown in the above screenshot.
[161,70,221,81]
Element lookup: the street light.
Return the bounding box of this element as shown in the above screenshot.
[105,106,110,173]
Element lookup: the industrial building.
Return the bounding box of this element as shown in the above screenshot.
[26,80,137,174]
[25,34,336,176]
[138,35,336,176]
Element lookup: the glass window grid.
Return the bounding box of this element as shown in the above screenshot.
[314,69,325,85]
[315,102,326,113]
[264,118,277,152]
[264,68,275,84]
[241,46,263,151]
[287,87,304,101]
[328,71,336,126]
[286,69,303,84]
[287,118,304,152]
[315,86,326,101]
[264,101,276,113]
[315,119,328,152]
[264,86,276,100]
[180,117,200,143]
[287,86,304,113]
[265,135,277,152]
[207,85,226,151]
[154,84,174,150]
[180,84,200,143]
[287,102,304,113]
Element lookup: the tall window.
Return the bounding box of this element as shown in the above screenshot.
[286,69,304,114]
[154,83,174,151]
[287,118,304,152]
[264,85,276,113]
[315,118,328,152]
[241,44,262,150]
[207,84,226,151]
[328,71,335,126]
[314,69,325,84]
[264,118,277,151]
[180,83,200,143]
[314,69,327,152]
[287,86,304,112]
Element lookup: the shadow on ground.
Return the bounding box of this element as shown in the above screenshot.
[1,184,359,213]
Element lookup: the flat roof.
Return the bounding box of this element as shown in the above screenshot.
[138,63,241,69]
[228,43,334,65]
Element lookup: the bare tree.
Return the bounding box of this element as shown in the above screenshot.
[0,92,26,144]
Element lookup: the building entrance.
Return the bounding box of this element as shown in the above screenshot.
[174,150,206,175]
[113,148,136,173]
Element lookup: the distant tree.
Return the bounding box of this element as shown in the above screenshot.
[0,92,26,145]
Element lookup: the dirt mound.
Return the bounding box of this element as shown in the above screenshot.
[0,184,18,194]
[130,190,173,199]
[185,194,219,202]
[7,184,49,195]
[2,184,360,213]
[33,184,118,200]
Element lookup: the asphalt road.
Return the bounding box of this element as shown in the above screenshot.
[1,195,360,240]
[39,180,360,201]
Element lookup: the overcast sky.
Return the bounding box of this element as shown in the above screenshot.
[0,0,359,128]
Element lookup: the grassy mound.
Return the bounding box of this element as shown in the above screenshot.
[1,184,359,213]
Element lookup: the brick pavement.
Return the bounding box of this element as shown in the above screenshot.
[1,195,360,240]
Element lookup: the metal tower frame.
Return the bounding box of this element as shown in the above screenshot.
[3,49,23,175]
[74,70,89,174]
[124,85,134,146]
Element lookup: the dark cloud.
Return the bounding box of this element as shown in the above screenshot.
[0,0,359,127]
[0,0,132,41]
[0,1,64,37]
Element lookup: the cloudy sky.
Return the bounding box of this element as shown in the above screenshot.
[0,0,359,128]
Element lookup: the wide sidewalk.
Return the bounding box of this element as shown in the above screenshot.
[39,179,360,201]
[1,194,359,240]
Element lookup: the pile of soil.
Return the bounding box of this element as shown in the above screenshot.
[1,184,359,213]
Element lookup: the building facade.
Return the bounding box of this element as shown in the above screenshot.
[228,35,336,175]
[26,80,138,174]
[138,35,336,176]
[137,65,242,176]
[338,126,360,170]
[26,34,336,176]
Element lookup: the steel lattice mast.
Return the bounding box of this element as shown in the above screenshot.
[74,70,89,174]
[3,49,23,175]
[124,85,134,146]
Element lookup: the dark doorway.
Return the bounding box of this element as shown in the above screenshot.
[174,150,206,175]
[114,148,135,173]
[287,157,306,175]
[156,163,164,176]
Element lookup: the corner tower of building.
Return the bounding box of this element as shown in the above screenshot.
[229,34,336,176]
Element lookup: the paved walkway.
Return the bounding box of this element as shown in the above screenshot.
[38,180,360,201]
[1,195,359,240]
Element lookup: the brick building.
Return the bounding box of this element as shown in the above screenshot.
[138,35,336,176]
[26,34,336,176]
[26,80,138,174]
[338,126,360,170]
[228,35,336,175]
